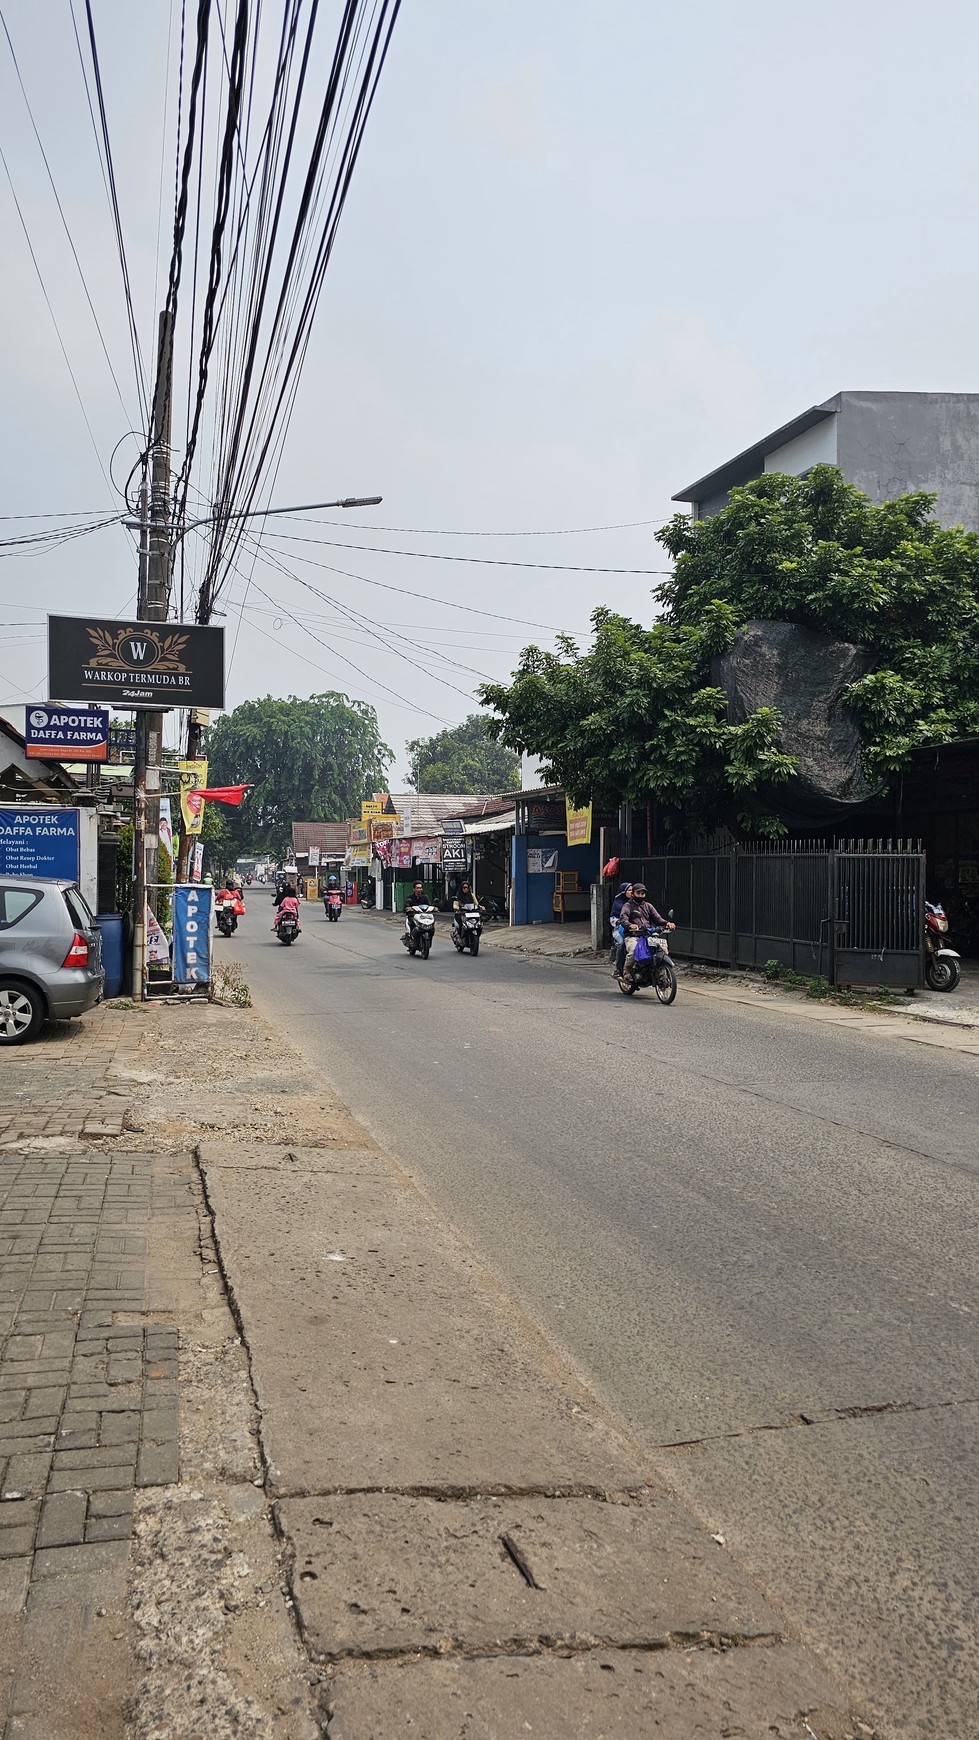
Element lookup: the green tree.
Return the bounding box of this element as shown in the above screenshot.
[406,713,521,794]
[658,466,979,779]
[481,467,979,833]
[205,693,390,859]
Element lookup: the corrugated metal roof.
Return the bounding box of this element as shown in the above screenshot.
[386,792,498,835]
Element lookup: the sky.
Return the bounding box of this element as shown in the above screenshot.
[3,0,979,782]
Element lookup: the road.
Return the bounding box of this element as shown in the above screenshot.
[231,902,979,1738]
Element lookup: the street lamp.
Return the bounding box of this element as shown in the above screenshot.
[122,495,383,551]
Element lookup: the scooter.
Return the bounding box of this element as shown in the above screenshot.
[617,914,677,1004]
[276,911,299,946]
[325,889,343,922]
[402,904,436,959]
[925,901,961,990]
[359,888,376,910]
[216,896,237,937]
[452,903,483,955]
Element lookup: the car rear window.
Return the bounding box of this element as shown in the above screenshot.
[0,888,43,929]
[62,887,95,931]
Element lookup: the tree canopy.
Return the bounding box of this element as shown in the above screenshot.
[405,713,521,794]
[481,467,979,833]
[205,692,390,859]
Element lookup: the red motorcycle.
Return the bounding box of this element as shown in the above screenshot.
[325,889,343,922]
[925,901,961,991]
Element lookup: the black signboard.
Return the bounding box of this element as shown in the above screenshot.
[48,615,225,710]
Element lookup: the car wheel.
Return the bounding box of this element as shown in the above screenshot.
[0,980,45,1044]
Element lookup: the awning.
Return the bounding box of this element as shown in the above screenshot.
[463,812,516,837]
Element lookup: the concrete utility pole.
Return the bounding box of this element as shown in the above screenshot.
[131,310,173,998]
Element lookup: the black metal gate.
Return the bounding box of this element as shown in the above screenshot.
[619,843,925,988]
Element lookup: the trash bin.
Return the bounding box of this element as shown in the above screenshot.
[95,913,124,999]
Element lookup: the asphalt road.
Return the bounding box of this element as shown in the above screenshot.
[232,903,979,1738]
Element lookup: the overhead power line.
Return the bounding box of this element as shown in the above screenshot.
[262,530,671,576]
[0,7,137,428]
[70,0,149,427]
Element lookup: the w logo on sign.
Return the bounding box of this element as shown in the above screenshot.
[85,626,189,672]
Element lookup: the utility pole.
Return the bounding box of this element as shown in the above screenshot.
[131,309,173,998]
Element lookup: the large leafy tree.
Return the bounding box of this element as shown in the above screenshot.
[205,692,390,859]
[406,713,521,794]
[481,467,979,832]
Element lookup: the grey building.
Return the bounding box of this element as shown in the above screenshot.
[673,390,979,528]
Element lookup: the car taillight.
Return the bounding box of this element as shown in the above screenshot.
[62,931,89,968]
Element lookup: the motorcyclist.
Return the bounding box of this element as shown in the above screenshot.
[615,882,673,979]
[404,880,428,945]
[609,880,633,958]
[323,874,342,915]
[451,880,478,943]
[273,888,301,933]
[274,879,297,908]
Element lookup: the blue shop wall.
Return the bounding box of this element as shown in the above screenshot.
[511,834,599,924]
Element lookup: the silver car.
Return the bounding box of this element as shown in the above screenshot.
[0,877,105,1045]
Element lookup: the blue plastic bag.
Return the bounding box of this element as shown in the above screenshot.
[634,934,652,963]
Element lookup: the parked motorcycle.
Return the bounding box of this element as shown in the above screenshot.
[452,903,482,955]
[359,888,376,910]
[617,914,677,1003]
[478,894,506,922]
[276,911,299,946]
[925,900,961,991]
[325,889,343,922]
[402,904,436,959]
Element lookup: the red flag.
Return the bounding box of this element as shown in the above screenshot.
[188,784,253,806]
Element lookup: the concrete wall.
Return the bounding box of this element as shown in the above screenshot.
[763,416,838,475]
[511,835,598,925]
[836,392,979,529]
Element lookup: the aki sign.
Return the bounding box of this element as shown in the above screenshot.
[48,615,224,710]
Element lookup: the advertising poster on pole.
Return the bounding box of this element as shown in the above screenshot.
[179,759,208,834]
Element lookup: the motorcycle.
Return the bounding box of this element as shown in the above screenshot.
[617,915,677,1004]
[452,903,483,955]
[359,888,376,910]
[215,891,244,937]
[925,900,961,991]
[478,894,506,923]
[402,904,436,959]
[325,889,343,922]
[276,910,299,946]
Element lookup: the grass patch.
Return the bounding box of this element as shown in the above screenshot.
[763,958,901,1010]
[208,961,252,1008]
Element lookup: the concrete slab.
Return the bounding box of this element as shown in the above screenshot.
[283,1491,783,1659]
[197,1142,388,1174]
[200,1161,644,1496]
[325,1644,853,1740]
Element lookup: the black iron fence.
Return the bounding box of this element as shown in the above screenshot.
[619,841,925,988]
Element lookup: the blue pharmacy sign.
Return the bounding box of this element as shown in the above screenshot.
[0,806,80,882]
[171,884,213,985]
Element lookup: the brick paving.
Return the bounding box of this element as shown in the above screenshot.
[0,1004,186,1736]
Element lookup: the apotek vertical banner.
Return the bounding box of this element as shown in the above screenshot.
[172,884,213,985]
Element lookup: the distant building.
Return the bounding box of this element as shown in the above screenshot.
[673,391,979,528]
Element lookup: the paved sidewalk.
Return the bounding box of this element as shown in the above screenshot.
[0,1002,315,1739]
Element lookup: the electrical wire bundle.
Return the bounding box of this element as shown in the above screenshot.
[147,0,403,627]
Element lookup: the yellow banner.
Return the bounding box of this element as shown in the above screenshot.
[348,821,369,844]
[565,799,592,847]
[361,800,381,821]
[179,759,208,836]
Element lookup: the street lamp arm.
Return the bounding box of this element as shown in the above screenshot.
[122,495,382,550]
